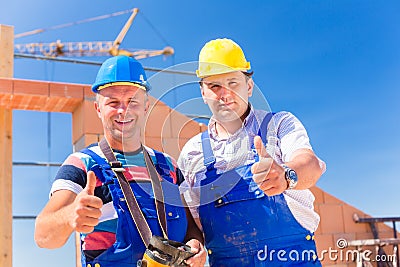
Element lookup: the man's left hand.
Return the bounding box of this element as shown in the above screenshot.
[185,239,206,267]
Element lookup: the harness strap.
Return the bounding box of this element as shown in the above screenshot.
[98,138,167,247]
[143,146,168,239]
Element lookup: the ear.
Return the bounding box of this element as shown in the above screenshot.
[94,100,102,119]
[144,95,150,113]
[247,78,254,97]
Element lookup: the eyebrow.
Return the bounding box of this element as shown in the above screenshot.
[104,95,139,100]
[104,97,118,101]
[204,77,240,83]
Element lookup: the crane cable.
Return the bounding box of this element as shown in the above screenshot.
[14,9,135,39]
[137,11,178,106]
[138,11,171,47]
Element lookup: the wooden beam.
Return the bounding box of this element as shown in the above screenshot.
[0,24,13,267]
[0,25,14,78]
[75,232,82,267]
[0,107,12,267]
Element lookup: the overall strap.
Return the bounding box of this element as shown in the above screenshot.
[98,138,167,247]
[201,131,215,168]
[80,147,113,184]
[257,112,275,145]
[252,112,275,162]
[154,150,170,176]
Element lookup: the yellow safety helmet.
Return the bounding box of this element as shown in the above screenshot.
[196,38,251,78]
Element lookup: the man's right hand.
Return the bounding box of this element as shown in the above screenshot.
[71,171,103,233]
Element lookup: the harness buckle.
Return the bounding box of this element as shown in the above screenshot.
[110,161,125,172]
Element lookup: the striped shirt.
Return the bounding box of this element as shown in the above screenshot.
[178,107,326,232]
[50,144,182,259]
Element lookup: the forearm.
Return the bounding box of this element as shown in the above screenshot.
[35,204,75,248]
[284,148,323,190]
[181,195,204,244]
[35,218,72,249]
[184,211,204,244]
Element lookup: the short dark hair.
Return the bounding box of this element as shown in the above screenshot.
[242,71,254,81]
[243,71,254,78]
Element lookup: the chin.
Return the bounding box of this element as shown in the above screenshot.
[216,116,239,125]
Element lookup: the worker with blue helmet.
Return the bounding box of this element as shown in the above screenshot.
[35,55,206,267]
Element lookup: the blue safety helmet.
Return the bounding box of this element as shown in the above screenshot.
[91,55,151,93]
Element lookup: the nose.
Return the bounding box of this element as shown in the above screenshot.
[117,102,128,114]
[218,86,232,101]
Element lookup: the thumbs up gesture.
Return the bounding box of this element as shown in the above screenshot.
[70,171,103,233]
[251,136,287,196]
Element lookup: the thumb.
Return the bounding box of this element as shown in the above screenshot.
[84,171,97,195]
[186,239,200,254]
[254,136,270,158]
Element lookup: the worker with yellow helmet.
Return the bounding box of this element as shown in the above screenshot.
[178,38,326,266]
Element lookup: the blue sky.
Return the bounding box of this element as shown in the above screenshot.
[2,1,400,266]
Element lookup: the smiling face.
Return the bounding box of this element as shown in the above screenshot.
[94,85,149,150]
[201,71,254,124]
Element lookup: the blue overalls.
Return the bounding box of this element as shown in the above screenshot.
[199,113,321,266]
[80,147,188,267]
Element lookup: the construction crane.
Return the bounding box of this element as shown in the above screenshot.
[13,8,174,59]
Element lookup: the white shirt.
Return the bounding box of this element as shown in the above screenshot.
[178,107,326,232]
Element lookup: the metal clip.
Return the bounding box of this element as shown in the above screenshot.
[110,161,124,172]
[112,167,125,172]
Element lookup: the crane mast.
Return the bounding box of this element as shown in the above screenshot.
[14,41,173,59]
